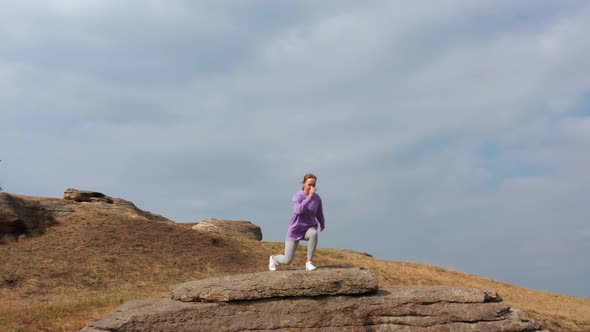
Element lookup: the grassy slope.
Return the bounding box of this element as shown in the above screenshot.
[0,197,588,332]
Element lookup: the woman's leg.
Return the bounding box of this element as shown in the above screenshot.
[273,240,299,264]
[304,228,318,261]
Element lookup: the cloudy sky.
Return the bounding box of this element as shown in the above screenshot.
[2,1,589,297]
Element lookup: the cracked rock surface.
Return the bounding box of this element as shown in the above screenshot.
[171,267,378,302]
[81,268,547,331]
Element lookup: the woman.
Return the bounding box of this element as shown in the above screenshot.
[269,173,325,271]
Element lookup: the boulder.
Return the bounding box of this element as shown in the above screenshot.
[63,189,170,222]
[92,197,170,222]
[171,267,378,302]
[37,200,76,217]
[0,193,65,243]
[1,190,171,244]
[82,288,545,332]
[64,189,114,203]
[192,218,262,241]
[82,268,546,332]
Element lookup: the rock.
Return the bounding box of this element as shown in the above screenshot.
[82,284,546,332]
[64,189,114,203]
[171,267,378,302]
[93,197,171,222]
[0,193,61,243]
[2,190,171,244]
[192,218,262,241]
[63,189,170,222]
[37,200,75,217]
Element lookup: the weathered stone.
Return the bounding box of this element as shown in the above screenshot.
[90,197,171,222]
[0,193,59,243]
[192,218,262,241]
[64,189,113,203]
[37,200,75,217]
[1,190,171,244]
[63,189,170,222]
[82,286,546,332]
[171,267,378,302]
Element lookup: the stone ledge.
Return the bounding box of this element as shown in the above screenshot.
[83,285,546,332]
[170,267,378,302]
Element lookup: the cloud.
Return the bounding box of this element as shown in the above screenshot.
[1,1,589,296]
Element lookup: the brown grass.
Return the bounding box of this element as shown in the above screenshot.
[312,249,590,332]
[1,196,589,331]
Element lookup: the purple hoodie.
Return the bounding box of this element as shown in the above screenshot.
[286,190,325,241]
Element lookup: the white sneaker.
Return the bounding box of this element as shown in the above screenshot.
[269,256,278,271]
[305,261,317,271]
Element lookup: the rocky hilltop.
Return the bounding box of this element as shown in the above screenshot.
[0,189,262,245]
[2,190,580,331]
[0,189,171,243]
[82,268,546,332]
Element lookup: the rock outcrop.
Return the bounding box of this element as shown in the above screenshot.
[192,218,262,241]
[82,268,546,332]
[64,188,114,203]
[1,190,171,243]
[171,267,378,302]
[63,189,170,222]
[0,193,67,243]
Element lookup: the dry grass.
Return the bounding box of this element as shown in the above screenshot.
[1,196,589,331]
[313,248,590,332]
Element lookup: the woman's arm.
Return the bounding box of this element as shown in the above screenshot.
[292,194,312,215]
[317,200,325,230]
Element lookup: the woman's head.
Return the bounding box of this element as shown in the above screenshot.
[301,173,317,193]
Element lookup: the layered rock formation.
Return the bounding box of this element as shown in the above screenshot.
[2,189,263,245]
[0,192,67,243]
[192,218,263,241]
[0,189,170,243]
[64,188,114,203]
[63,189,170,222]
[82,268,547,331]
[171,268,378,302]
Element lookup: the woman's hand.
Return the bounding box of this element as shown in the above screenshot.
[308,187,317,197]
[320,225,325,232]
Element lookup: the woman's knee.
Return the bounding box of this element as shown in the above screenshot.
[306,228,318,240]
[284,255,295,264]
[275,253,295,265]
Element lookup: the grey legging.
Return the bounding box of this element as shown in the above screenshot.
[274,227,318,264]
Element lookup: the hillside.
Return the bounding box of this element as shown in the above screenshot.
[1,191,589,331]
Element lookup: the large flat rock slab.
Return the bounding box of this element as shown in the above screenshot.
[191,218,263,241]
[82,286,546,332]
[171,267,378,302]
